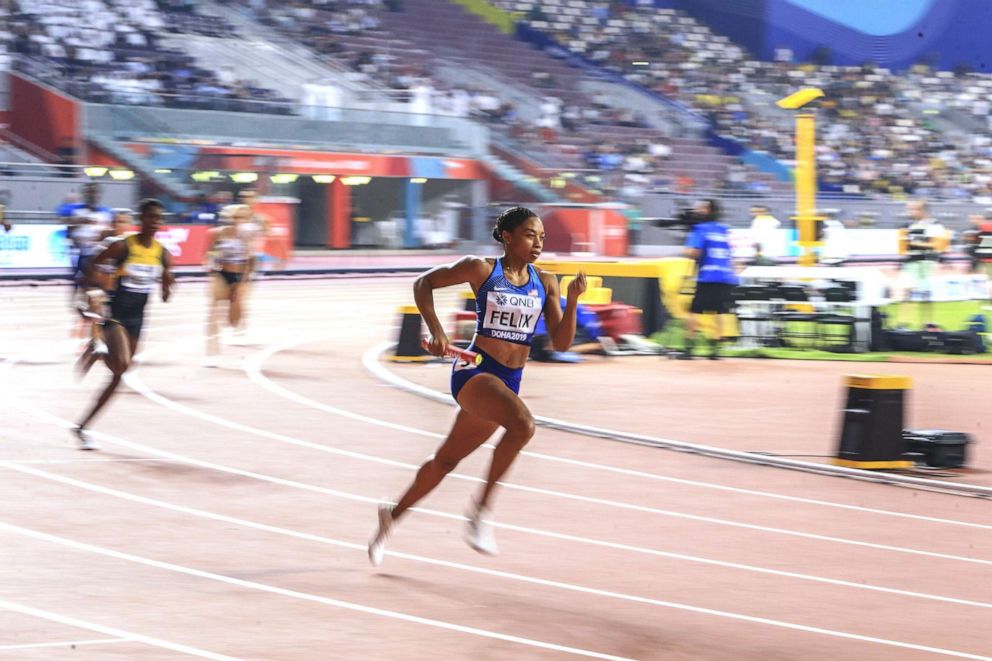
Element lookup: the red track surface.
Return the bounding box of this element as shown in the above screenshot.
[1,278,990,660]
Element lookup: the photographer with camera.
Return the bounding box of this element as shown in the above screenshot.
[678,199,738,360]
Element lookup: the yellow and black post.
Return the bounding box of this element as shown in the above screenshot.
[834,375,914,469]
[777,88,825,267]
[391,305,431,362]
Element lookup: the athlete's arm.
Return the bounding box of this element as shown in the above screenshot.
[90,239,126,271]
[161,248,173,303]
[541,271,586,352]
[414,256,488,356]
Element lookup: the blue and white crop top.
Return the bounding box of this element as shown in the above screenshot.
[475,259,547,346]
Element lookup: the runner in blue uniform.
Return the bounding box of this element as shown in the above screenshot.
[369,207,586,564]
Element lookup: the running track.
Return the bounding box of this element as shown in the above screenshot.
[1,276,990,660]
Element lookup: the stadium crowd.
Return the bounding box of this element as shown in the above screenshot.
[7,0,992,199]
[497,0,992,200]
[2,0,292,112]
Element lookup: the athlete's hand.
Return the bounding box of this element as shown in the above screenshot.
[425,332,450,357]
[566,271,587,301]
[162,287,171,303]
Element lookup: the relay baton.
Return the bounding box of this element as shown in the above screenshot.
[421,338,482,365]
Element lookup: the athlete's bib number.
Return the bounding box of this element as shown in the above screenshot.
[483,291,541,336]
[121,263,161,293]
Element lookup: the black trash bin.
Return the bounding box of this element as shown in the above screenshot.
[834,375,914,469]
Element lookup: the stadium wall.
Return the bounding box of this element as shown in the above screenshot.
[8,72,78,158]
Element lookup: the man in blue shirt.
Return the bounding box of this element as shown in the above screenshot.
[681,199,738,359]
[57,183,114,288]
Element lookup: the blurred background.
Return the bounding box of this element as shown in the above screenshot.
[0,0,990,341]
[2,4,991,655]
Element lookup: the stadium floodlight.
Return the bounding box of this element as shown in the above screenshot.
[631,61,649,66]
[270,174,299,184]
[108,169,135,181]
[154,168,172,174]
[410,177,428,184]
[191,171,221,182]
[341,176,371,186]
[83,166,108,177]
[230,172,259,184]
[311,175,336,183]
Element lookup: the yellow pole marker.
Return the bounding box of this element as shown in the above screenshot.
[795,112,819,266]
[777,88,825,267]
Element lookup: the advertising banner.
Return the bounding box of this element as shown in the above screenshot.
[0,225,72,268]
[0,224,211,269]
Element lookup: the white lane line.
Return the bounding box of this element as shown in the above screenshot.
[249,337,992,532]
[0,283,411,313]
[123,347,992,567]
[362,340,992,499]
[0,638,128,650]
[3,306,368,368]
[4,458,991,614]
[9,393,990,613]
[11,458,183,466]
[1,521,987,661]
[0,522,634,661]
[0,599,238,660]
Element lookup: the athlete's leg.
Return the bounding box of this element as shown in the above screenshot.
[455,374,535,512]
[228,280,244,329]
[207,274,229,357]
[369,401,500,564]
[237,277,251,334]
[391,406,499,521]
[76,322,131,433]
[75,341,102,379]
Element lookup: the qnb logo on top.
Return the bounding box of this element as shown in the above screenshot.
[484,291,540,338]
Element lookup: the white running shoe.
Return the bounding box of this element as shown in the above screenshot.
[465,499,498,556]
[228,328,250,346]
[367,503,394,566]
[74,426,98,451]
[204,355,221,369]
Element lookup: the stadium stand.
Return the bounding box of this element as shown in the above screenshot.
[4,0,291,113]
[495,0,992,200]
[8,0,992,201]
[231,0,779,196]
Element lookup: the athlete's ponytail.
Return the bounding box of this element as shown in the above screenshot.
[492,206,536,244]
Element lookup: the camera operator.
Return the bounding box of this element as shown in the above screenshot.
[679,199,738,360]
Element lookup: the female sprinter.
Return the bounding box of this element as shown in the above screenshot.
[75,210,134,378]
[231,188,270,340]
[204,204,251,365]
[368,206,586,565]
[74,199,173,450]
